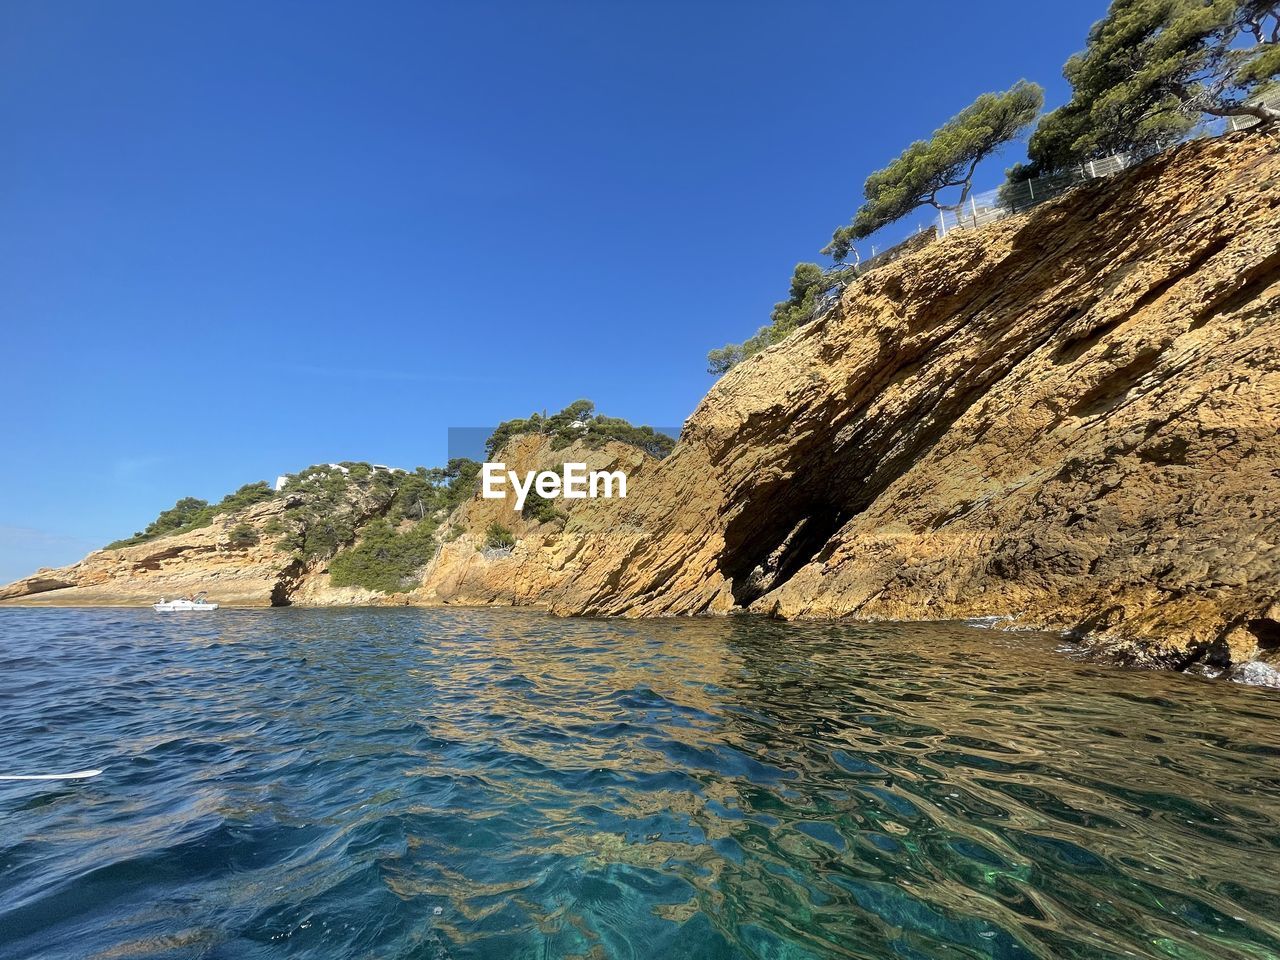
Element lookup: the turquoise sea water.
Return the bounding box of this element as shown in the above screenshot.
[1,608,1279,960]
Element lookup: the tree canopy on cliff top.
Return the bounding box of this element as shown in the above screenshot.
[706,262,857,374]
[823,81,1043,261]
[485,400,676,459]
[710,2,1278,380]
[708,83,1041,375]
[106,482,276,549]
[1014,0,1280,179]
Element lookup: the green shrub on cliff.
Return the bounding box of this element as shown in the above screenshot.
[583,417,675,458]
[277,515,357,560]
[214,481,276,513]
[379,462,480,524]
[484,522,516,550]
[329,517,438,593]
[485,401,675,459]
[707,262,856,375]
[226,523,259,549]
[272,467,374,561]
[443,458,482,508]
[107,481,277,549]
[387,468,441,522]
[271,461,481,570]
[522,491,565,524]
[108,496,209,548]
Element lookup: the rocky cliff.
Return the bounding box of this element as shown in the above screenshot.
[419,135,1280,670]
[0,471,398,607]
[0,497,297,607]
[409,434,657,607]
[0,438,659,610]
[4,135,1277,672]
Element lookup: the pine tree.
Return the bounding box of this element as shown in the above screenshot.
[824,81,1043,260]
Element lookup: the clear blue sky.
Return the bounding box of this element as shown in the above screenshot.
[0,1,1104,580]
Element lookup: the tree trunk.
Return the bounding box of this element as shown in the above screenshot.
[1203,100,1280,126]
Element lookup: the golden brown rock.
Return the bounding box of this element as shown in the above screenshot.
[0,498,293,606]
[413,434,657,607]
[481,136,1280,669]
[0,473,395,607]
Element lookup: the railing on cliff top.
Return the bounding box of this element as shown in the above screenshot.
[938,95,1279,235]
[806,96,1279,323]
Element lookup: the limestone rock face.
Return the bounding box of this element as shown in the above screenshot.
[516,136,1280,668]
[414,434,657,607]
[0,477,396,607]
[0,498,295,606]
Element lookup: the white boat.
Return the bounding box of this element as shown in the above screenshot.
[154,593,219,612]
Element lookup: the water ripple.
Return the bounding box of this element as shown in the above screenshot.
[1,608,1279,959]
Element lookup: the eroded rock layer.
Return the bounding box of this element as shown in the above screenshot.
[0,477,394,607]
[474,136,1280,667]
